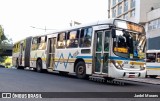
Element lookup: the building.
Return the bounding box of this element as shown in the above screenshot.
[146,7,160,50]
[108,0,160,50]
[108,0,160,25]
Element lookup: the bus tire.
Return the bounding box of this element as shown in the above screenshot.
[19,66,24,69]
[75,61,86,79]
[36,59,43,73]
[149,75,158,78]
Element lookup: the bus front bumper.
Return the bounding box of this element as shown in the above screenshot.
[109,64,146,78]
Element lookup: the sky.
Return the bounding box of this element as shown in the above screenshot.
[0,0,108,43]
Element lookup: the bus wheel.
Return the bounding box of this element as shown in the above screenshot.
[149,75,158,78]
[36,59,43,73]
[19,66,24,69]
[75,61,86,79]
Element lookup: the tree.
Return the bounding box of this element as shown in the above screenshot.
[0,25,7,44]
[0,25,7,51]
[0,25,12,63]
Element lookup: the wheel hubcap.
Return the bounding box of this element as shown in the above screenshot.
[78,66,84,75]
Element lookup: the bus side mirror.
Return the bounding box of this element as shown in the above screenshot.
[112,29,116,38]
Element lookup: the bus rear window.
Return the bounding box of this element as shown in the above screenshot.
[146,53,156,62]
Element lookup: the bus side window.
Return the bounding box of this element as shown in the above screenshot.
[13,45,16,53]
[147,53,156,62]
[15,44,17,52]
[157,53,160,63]
[104,31,110,51]
[66,30,79,48]
[79,27,92,47]
[57,32,66,49]
[32,38,38,50]
[38,36,47,50]
[23,40,26,50]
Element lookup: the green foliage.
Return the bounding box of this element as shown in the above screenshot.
[0,25,4,50]
[0,25,12,62]
[0,25,4,41]
[0,56,7,62]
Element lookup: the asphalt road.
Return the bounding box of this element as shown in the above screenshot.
[0,68,160,101]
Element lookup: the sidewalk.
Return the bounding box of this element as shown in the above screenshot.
[120,76,160,85]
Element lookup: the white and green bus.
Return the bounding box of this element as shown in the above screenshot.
[13,18,146,79]
[146,50,160,78]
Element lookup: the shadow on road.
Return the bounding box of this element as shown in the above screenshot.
[4,67,144,87]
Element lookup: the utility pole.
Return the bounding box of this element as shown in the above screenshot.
[108,0,110,19]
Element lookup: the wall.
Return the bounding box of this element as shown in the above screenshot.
[139,0,160,23]
[146,7,160,50]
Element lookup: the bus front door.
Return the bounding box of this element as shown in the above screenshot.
[47,37,56,70]
[94,30,110,74]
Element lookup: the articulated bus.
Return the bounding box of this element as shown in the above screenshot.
[12,34,48,72]
[12,37,32,69]
[12,19,146,79]
[29,35,48,72]
[146,50,160,78]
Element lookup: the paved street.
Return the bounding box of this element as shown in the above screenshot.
[120,77,160,85]
[0,67,160,101]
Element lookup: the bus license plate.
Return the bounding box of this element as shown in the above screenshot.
[129,75,135,78]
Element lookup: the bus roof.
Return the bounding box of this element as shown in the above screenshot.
[13,18,144,44]
[48,19,115,34]
[47,18,144,34]
[13,36,32,44]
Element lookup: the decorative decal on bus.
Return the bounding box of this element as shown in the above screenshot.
[55,53,73,68]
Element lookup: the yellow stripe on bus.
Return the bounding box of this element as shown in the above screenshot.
[30,58,46,61]
[84,60,92,63]
[130,62,144,65]
[147,68,160,70]
[55,58,93,63]
[116,60,123,64]
[29,58,93,63]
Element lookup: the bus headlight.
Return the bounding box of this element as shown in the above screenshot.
[140,64,146,70]
[111,60,123,70]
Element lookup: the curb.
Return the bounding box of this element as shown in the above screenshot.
[118,78,160,85]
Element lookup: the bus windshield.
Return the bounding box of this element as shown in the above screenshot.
[146,53,156,62]
[113,29,146,59]
[146,52,160,62]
